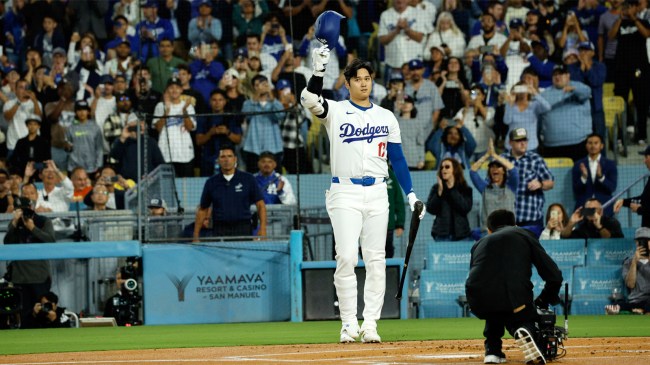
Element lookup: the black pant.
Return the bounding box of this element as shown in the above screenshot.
[214,220,252,237]
[483,303,538,356]
[541,139,588,162]
[615,72,650,141]
[283,147,311,174]
[385,229,395,259]
[16,278,51,328]
[172,161,195,177]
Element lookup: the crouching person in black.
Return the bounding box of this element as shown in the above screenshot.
[22,291,72,329]
[4,191,56,327]
[466,210,563,364]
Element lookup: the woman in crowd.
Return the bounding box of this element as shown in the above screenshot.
[539,203,569,240]
[454,83,495,158]
[503,81,550,152]
[67,32,105,71]
[436,56,470,126]
[426,157,473,241]
[396,96,427,170]
[469,140,518,239]
[428,121,476,170]
[424,11,467,60]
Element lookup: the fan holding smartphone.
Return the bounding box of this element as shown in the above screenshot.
[540,203,568,240]
[560,199,623,239]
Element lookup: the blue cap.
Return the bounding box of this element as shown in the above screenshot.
[408,59,424,70]
[143,0,158,8]
[2,64,17,76]
[531,39,549,52]
[389,72,404,82]
[577,41,595,51]
[100,74,114,84]
[235,47,248,58]
[276,79,291,91]
[509,18,524,29]
[199,0,211,6]
[552,63,569,74]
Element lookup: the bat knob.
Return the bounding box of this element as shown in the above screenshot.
[414,201,424,213]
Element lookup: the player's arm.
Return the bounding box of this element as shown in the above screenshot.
[300,46,330,120]
[387,142,425,220]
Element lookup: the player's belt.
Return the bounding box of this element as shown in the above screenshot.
[331,176,387,186]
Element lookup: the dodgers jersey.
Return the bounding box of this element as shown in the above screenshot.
[320,99,401,179]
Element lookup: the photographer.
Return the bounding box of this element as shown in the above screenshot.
[466,210,563,364]
[4,191,56,325]
[606,227,650,315]
[561,198,623,239]
[22,291,71,329]
[103,264,141,326]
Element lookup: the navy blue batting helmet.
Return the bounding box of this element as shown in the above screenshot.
[314,10,345,50]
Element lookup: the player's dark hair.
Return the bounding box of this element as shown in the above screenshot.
[343,59,374,84]
[40,291,59,304]
[487,209,516,232]
[586,132,604,145]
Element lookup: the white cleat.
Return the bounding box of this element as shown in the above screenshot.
[361,328,381,343]
[484,354,507,364]
[515,327,546,364]
[339,323,360,343]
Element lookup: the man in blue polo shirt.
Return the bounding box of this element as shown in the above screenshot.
[193,145,267,240]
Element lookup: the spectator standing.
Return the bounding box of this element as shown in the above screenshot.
[378,0,426,79]
[189,38,226,106]
[605,227,650,315]
[569,41,607,140]
[194,145,266,238]
[572,133,617,217]
[503,81,551,152]
[526,40,555,89]
[597,0,623,81]
[90,75,117,154]
[614,146,650,227]
[0,169,15,214]
[428,122,477,170]
[177,63,208,114]
[396,95,427,170]
[436,56,469,125]
[153,78,197,177]
[45,80,76,173]
[157,0,192,57]
[103,92,139,148]
[246,34,278,77]
[135,0,174,62]
[68,0,110,46]
[9,116,51,176]
[574,0,608,54]
[261,12,292,62]
[455,83,495,157]
[241,74,285,173]
[470,144,519,237]
[540,64,592,161]
[467,13,508,56]
[67,32,105,72]
[32,15,65,68]
[233,0,269,44]
[426,157,473,241]
[110,120,165,181]
[188,0,223,46]
[424,12,467,60]
[254,151,297,205]
[24,160,73,214]
[65,101,104,175]
[609,0,650,144]
[404,59,444,137]
[276,79,311,174]
[540,203,569,240]
[104,16,140,60]
[562,198,623,239]
[502,127,555,234]
[556,10,590,54]
[147,38,186,94]
[4,192,55,327]
[3,79,43,157]
[196,89,242,177]
[128,66,162,135]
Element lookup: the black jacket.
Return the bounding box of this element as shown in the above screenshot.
[109,135,165,181]
[426,183,473,240]
[466,226,563,319]
[624,177,650,228]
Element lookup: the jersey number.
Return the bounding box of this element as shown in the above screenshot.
[378,142,386,158]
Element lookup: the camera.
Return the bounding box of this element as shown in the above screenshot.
[446,80,459,88]
[582,207,596,217]
[127,125,137,132]
[537,307,567,360]
[479,45,492,54]
[514,85,529,94]
[470,90,478,101]
[40,301,54,313]
[637,239,650,257]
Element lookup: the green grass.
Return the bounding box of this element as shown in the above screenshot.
[1,316,649,356]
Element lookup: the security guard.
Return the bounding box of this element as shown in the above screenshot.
[466,209,563,364]
[193,145,266,239]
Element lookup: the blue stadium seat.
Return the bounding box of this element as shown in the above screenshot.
[531,265,573,315]
[586,238,635,266]
[572,265,623,315]
[423,241,474,271]
[539,239,586,267]
[419,269,468,318]
[621,227,636,239]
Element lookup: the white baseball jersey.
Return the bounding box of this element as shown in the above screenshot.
[320,100,402,178]
[153,101,197,163]
[378,6,428,68]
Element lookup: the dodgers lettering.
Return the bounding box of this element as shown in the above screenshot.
[339,123,389,143]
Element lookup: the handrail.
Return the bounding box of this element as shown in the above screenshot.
[603,173,649,222]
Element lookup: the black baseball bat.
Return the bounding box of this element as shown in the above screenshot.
[396,200,424,300]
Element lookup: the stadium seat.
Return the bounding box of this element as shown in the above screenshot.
[572,265,623,315]
[419,269,468,318]
[531,265,573,315]
[423,241,474,271]
[603,83,614,98]
[543,158,574,168]
[424,151,436,170]
[586,238,634,266]
[603,95,627,159]
[539,239,586,267]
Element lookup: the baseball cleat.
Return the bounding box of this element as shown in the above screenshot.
[515,327,545,364]
[360,328,381,343]
[339,323,360,343]
[605,304,620,315]
[484,354,507,363]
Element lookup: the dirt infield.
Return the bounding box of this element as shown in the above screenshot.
[2,337,650,364]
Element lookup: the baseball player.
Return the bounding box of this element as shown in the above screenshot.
[300,46,426,343]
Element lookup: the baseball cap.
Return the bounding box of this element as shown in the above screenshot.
[531,39,549,52]
[235,47,248,59]
[119,39,132,47]
[100,74,114,84]
[248,50,260,59]
[223,68,240,80]
[25,114,42,124]
[408,59,424,70]
[577,41,595,51]
[143,0,158,8]
[276,79,291,91]
[259,151,277,161]
[563,48,579,60]
[636,227,650,239]
[115,92,130,102]
[509,127,528,141]
[167,77,182,88]
[487,160,504,169]
[403,95,415,104]
[552,64,569,74]
[389,72,405,83]
[75,100,91,111]
[509,18,524,29]
[2,64,17,76]
[430,44,445,55]
[198,0,211,6]
[148,198,167,210]
[52,47,66,57]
